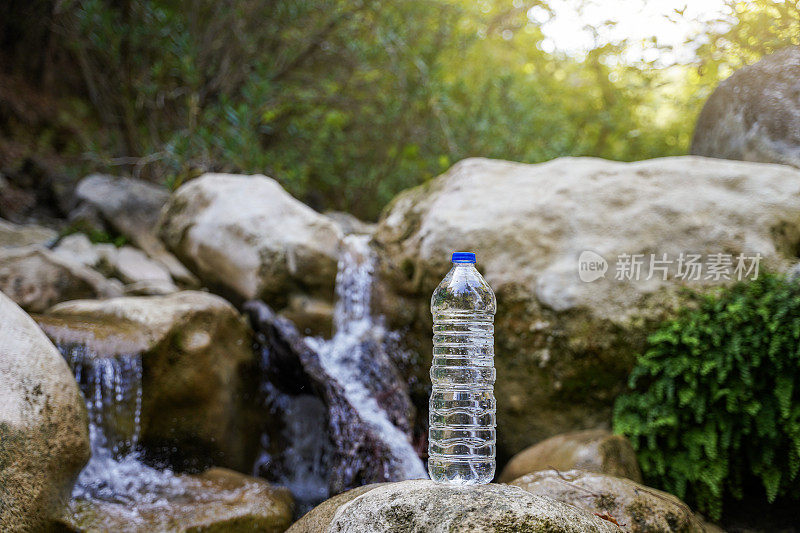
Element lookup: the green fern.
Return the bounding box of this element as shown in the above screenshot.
[613,273,800,520]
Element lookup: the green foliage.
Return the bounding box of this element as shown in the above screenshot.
[61,222,128,247]
[8,0,799,220]
[613,274,800,520]
[37,0,717,219]
[691,0,800,74]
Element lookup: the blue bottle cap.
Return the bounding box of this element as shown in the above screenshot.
[451,252,476,263]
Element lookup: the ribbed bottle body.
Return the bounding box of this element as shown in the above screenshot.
[428,260,496,484]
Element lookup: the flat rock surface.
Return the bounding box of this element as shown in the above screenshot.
[58,467,294,533]
[288,479,621,532]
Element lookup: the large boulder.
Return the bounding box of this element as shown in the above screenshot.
[289,480,620,532]
[57,467,294,533]
[374,156,800,458]
[0,245,123,313]
[0,291,91,530]
[691,46,800,169]
[35,291,260,472]
[73,174,197,285]
[498,430,641,483]
[510,470,706,533]
[158,174,342,311]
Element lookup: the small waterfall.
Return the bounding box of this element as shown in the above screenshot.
[247,234,426,511]
[307,234,427,480]
[252,354,331,513]
[59,343,184,506]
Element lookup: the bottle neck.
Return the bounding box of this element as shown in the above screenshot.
[450,261,477,278]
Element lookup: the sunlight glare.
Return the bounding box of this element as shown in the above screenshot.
[534,0,733,62]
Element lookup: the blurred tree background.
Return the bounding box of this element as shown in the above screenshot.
[0,0,798,220]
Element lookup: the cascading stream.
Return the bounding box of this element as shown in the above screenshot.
[58,343,184,506]
[249,233,426,513]
[307,234,427,480]
[53,232,424,516]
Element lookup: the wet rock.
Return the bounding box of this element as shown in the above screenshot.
[288,479,621,532]
[280,294,334,338]
[73,174,197,286]
[0,245,123,313]
[159,173,342,307]
[498,429,642,483]
[35,291,260,472]
[692,46,800,169]
[374,156,800,458]
[57,467,294,533]
[510,469,706,533]
[245,300,421,497]
[0,217,58,248]
[0,291,91,530]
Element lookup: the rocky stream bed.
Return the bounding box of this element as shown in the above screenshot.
[3,150,800,531]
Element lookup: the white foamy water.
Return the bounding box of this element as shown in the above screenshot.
[307,234,427,480]
[60,344,185,506]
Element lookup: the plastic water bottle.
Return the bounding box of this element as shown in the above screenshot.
[428,251,497,484]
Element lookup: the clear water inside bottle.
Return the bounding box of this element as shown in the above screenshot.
[428,254,497,484]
